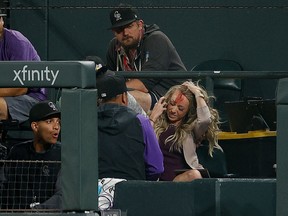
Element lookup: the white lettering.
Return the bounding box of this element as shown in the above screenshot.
[13,69,24,85]
[22,65,28,81]
[44,67,50,81]
[32,69,40,81]
[51,70,59,85]
[13,65,59,86]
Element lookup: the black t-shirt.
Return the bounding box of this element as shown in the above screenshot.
[1,141,61,210]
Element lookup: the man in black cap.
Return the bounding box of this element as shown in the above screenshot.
[1,101,62,210]
[106,4,187,113]
[97,74,164,181]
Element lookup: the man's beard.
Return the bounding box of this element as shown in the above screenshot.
[121,37,139,49]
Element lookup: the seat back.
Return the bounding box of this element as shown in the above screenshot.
[192,59,243,90]
[191,59,244,131]
[196,144,228,177]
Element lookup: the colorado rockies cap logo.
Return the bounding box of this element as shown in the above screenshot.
[48,102,57,111]
[114,11,122,21]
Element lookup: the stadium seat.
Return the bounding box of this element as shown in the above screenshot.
[196,144,230,178]
[191,59,244,131]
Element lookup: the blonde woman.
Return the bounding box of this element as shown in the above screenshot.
[149,81,221,181]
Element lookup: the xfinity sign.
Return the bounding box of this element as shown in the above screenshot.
[13,65,59,85]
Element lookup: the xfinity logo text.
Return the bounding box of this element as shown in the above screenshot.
[13,65,59,85]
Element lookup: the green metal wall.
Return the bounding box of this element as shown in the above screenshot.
[8,0,288,71]
[276,78,288,216]
[113,179,276,216]
[8,0,287,98]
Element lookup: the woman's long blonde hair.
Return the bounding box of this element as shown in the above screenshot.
[153,82,222,156]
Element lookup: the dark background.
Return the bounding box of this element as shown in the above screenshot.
[3,0,288,99]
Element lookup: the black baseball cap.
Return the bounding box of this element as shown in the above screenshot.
[29,101,61,123]
[97,75,128,100]
[109,5,139,29]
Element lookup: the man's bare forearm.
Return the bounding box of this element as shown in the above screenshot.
[0,88,28,97]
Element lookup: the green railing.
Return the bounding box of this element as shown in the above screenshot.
[0,62,287,215]
[0,61,98,216]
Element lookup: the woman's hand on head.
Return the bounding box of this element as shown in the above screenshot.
[149,97,167,123]
[182,81,203,96]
